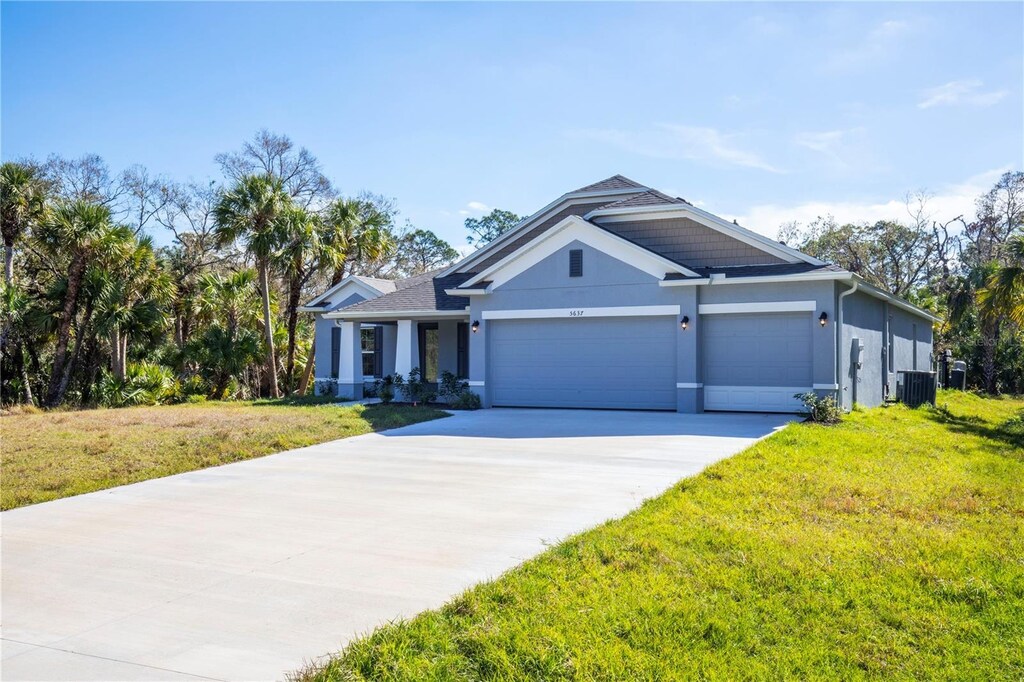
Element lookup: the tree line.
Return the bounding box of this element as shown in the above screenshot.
[778,171,1024,393]
[2,128,1020,409]
[0,130,520,408]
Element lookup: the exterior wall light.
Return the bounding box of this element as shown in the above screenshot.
[471,320,480,333]
[819,312,828,327]
[680,315,689,330]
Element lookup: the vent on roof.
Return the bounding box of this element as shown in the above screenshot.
[569,249,583,277]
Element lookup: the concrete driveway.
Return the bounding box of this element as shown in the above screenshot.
[1,408,792,681]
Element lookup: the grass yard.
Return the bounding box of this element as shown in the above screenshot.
[1,400,447,510]
[297,391,1024,681]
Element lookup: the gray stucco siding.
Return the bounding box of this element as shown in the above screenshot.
[472,202,611,271]
[838,288,935,409]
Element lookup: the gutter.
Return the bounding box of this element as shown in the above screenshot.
[835,281,859,405]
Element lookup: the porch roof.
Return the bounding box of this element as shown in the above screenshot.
[327,272,475,317]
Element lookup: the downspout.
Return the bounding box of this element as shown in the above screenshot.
[836,281,859,409]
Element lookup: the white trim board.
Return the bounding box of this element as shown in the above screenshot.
[482,305,680,321]
[676,382,703,389]
[464,215,698,289]
[324,309,470,321]
[698,301,817,314]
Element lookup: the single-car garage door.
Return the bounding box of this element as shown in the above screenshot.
[703,312,812,412]
[490,316,676,410]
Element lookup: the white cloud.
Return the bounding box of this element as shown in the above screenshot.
[825,19,910,71]
[570,124,782,173]
[733,167,1010,238]
[457,201,489,217]
[918,80,1008,109]
[793,127,868,169]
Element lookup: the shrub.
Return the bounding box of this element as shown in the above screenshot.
[450,391,482,410]
[373,375,396,405]
[438,370,481,410]
[98,362,173,408]
[314,378,339,397]
[168,375,209,403]
[795,391,843,424]
[395,368,436,405]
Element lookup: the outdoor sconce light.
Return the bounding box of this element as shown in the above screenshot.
[471,320,480,333]
[819,312,828,327]
[680,315,689,330]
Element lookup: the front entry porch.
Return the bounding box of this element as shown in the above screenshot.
[318,315,471,399]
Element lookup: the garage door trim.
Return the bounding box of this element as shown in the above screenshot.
[483,305,680,320]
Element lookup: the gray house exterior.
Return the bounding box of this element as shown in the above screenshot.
[304,176,938,413]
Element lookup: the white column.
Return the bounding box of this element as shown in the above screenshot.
[395,320,415,376]
[338,321,357,385]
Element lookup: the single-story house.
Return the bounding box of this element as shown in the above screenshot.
[302,175,938,413]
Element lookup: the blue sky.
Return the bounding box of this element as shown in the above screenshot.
[3,2,1022,249]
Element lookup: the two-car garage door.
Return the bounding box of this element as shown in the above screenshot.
[702,312,813,412]
[486,311,813,413]
[489,316,677,410]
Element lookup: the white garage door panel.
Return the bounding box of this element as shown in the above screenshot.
[703,312,812,412]
[490,316,676,410]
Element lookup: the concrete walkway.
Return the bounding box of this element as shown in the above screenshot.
[1,408,792,681]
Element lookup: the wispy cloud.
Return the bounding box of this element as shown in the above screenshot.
[824,19,910,71]
[734,167,1011,237]
[918,80,1008,109]
[793,127,866,170]
[570,124,782,173]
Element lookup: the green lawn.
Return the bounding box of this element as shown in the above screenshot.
[1,400,447,510]
[296,391,1024,681]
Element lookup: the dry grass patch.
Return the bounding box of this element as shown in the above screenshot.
[1,401,446,509]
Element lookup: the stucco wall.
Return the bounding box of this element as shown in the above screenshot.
[838,288,935,409]
[313,292,367,395]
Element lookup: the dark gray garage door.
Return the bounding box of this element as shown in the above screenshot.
[490,316,676,410]
[703,312,812,412]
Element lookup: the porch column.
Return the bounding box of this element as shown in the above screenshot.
[395,319,418,377]
[338,320,363,399]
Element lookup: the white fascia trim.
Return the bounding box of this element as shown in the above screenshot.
[444,288,490,296]
[302,276,389,310]
[298,306,328,313]
[699,301,817,314]
[324,309,471,321]
[464,216,698,289]
[852,276,943,323]
[466,381,485,387]
[439,189,648,277]
[659,271,853,287]
[658,278,711,287]
[813,383,840,390]
[676,382,703,389]
[482,305,680,320]
[588,205,824,266]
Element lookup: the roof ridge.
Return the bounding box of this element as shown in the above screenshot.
[570,175,649,194]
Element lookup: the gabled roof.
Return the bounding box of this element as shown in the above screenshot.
[460,215,700,290]
[569,174,648,194]
[596,189,691,210]
[326,272,474,316]
[300,274,399,311]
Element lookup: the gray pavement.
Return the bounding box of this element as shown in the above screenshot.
[1,408,792,681]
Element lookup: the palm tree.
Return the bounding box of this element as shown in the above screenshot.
[979,236,1024,326]
[192,270,262,397]
[1,281,35,404]
[35,201,130,406]
[95,235,175,382]
[322,198,394,283]
[1,162,47,285]
[213,175,291,398]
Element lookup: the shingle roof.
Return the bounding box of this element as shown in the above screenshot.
[595,189,691,210]
[663,263,845,280]
[336,273,475,314]
[352,276,398,294]
[570,175,648,194]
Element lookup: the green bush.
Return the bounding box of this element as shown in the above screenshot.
[372,375,396,404]
[438,370,481,410]
[795,391,843,424]
[98,362,173,408]
[394,368,436,405]
[168,375,209,403]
